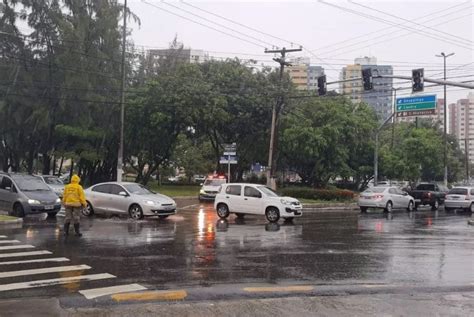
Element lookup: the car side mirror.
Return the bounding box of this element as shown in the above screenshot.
[118,191,128,197]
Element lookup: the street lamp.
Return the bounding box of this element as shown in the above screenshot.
[435,52,454,187]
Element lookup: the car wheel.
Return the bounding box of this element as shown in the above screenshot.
[158,215,169,219]
[470,203,474,214]
[431,200,439,211]
[445,207,453,212]
[360,207,368,213]
[82,202,94,217]
[13,203,25,218]
[216,203,230,219]
[265,207,280,223]
[235,213,245,219]
[384,201,393,213]
[407,200,414,212]
[128,204,144,220]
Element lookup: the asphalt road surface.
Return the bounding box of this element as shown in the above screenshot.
[0,202,473,314]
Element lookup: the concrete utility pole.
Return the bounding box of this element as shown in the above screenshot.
[117,0,127,182]
[436,52,454,187]
[264,47,302,189]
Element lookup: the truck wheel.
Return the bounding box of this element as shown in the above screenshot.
[431,200,439,211]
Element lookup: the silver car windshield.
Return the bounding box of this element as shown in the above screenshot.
[43,176,63,185]
[13,176,51,191]
[364,188,386,193]
[123,184,153,195]
[257,186,279,197]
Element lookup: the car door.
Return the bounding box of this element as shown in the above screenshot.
[396,188,410,207]
[224,185,242,212]
[0,176,15,212]
[107,184,130,214]
[241,186,263,214]
[388,188,402,208]
[89,184,111,213]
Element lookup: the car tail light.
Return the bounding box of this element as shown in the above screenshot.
[373,194,384,199]
[425,192,432,198]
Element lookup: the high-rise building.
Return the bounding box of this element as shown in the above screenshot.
[286,57,325,90]
[147,48,209,68]
[451,93,474,163]
[340,57,393,120]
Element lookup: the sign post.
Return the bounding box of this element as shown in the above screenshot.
[221,143,237,182]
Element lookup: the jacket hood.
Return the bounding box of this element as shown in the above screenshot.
[71,175,80,184]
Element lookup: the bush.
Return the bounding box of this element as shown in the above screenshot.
[279,187,354,201]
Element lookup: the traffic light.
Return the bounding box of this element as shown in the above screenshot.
[412,68,424,92]
[362,68,373,90]
[317,75,326,96]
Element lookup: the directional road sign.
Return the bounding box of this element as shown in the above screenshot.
[396,94,436,117]
[220,156,238,164]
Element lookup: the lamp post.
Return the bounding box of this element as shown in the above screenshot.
[435,52,454,187]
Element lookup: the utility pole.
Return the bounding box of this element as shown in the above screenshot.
[117,0,127,182]
[264,47,302,189]
[374,112,396,186]
[391,88,398,149]
[436,52,454,187]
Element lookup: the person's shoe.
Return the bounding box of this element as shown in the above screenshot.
[74,224,82,237]
[63,223,70,236]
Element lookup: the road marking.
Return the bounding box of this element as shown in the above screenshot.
[0,264,91,279]
[112,290,187,302]
[243,286,314,293]
[79,284,147,299]
[0,273,116,292]
[0,251,52,259]
[0,236,8,238]
[0,245,34,251]
[0,240,20,244]
[0,257,70,265]
[362,284,392,288]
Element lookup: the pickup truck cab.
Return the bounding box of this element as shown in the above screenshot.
[408,183,449,210]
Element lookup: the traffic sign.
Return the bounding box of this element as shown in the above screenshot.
[223,143,237,152]
[220,156,238,164]
[396,95,436,112]
[223,151,236,156]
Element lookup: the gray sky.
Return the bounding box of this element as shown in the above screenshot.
[127,0,473,103]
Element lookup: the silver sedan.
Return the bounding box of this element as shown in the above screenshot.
[83,182,177,220]
[358,186,415,213]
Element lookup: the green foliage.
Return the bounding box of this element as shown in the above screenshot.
[279,187,355,201]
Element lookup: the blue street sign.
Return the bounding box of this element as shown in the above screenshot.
[396,94,436,112]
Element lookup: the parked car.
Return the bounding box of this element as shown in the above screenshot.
[83,182,177,220]
[358,186,415,213]
[214,183,302,223]
[444,187,474,213]
[199,175,227,201]
[0,172,61,217]
[407,183,448,210]
[193,175,206,183]
[34,175,65,198]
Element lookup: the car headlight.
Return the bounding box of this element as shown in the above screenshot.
[143,200,156,206]
[280,199,292,205]
[199,189,206,194]
[55,198,61,203]
[28,199,40,205]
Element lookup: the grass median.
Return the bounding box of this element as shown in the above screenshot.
[0,215,19,222]
[148,184,200,198]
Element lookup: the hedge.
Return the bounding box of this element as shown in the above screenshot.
[279,187,354,201]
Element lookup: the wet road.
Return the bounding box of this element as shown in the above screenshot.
[0,203,473,307]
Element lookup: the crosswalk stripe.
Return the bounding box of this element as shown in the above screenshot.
[0,257,70,265]
[0,240,20,244]
[0,245,34,251]
[79,284,147,299]
[0,251,52,259]
[0,273,116,292]
[0,264,91,279]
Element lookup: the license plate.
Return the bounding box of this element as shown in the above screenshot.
[44,205,54,210]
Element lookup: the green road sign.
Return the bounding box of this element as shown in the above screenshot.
[396,95,436,112]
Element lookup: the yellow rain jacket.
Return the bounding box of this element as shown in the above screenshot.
[63,175,86,208]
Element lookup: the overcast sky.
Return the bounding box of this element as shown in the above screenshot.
[127,0,473,103]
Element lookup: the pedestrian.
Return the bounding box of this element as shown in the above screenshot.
[62,174,86,237]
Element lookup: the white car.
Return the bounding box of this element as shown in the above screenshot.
[358,186,415,213]
[444,187,474,213]
[214,183,302,222]
[199,175,227,201]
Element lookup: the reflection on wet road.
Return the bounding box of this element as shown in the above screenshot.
[0,204,473,301]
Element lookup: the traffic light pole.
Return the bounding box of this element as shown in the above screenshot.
[374,111,396,186]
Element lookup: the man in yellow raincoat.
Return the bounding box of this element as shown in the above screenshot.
[62,174,86,237]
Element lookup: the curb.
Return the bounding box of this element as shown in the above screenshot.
[0,217,23,225]
[468,219,474,226]
[302,206,359,212]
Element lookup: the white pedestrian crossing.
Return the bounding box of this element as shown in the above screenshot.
[0,240,20,244]
[0,251,52,259]
[79,283,147,299]
[0,264,90,279]
[0,273,116,292]
[0,235,145,300]
[0,245,34,251]
[0,257,70,265]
